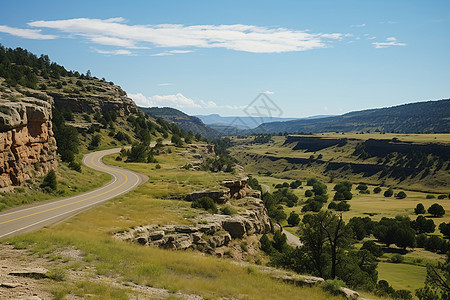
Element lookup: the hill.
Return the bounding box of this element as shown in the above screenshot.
[256,99,450,134]
[140,106,218,139]
[196,114,301,129]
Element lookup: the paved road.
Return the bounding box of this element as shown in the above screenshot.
[0,148,146,239]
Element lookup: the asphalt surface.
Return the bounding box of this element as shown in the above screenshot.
[0,148,146,239]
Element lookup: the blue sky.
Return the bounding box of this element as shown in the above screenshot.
[0,0,449,117]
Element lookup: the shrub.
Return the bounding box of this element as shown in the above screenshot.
[68,161,82,172]
[396,191,407,199]
[336,201,350,211]
[155,164,161,169]
[373,187,382,194]
[290,180,302,189]
[88,134,102,150]
[438,194,448,199]
[306,178,319,186]
[301,200,323,212]
[356,184,368,191]
[328,202,337,210]
[428,203,445,217]
[220,206,237,216]
[305,190,313,197]
[322,279,346,296]
[426,195,436,199]
[41,170,57,191]
[414,203,425,214]
[191,197,218,213]
[389,253,404,263]
[384,188,394,197]
[287,211,300,226]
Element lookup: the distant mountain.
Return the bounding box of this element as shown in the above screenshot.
[196,114,302,129]
[139,107,218,138]
[255,99,450,134]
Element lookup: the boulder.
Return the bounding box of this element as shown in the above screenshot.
[340,287,360,300]
[9,267,49,279]
[222,218,247,238]
[208,233,231,248]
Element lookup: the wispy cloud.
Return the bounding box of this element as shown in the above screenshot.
[0,25,57,40]
[128,92,243,110]
[372,37,407,48]
[351,23,366,28]
[262,91,274,94]
[92,48,133,55]
[158,83,172,86]
[151,50,193,56]
[25,17,345,54]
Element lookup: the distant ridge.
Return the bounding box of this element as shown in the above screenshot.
[196,114,302,129]
[139,106,218,138]
[255,99,450,134]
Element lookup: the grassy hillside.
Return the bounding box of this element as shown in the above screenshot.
[140,106,218,139]
[231,133,450,193]
[256,99,450,134]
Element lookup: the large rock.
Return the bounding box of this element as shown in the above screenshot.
[0,99,57,187]
[208,233,231,248]
[222,218,247,238]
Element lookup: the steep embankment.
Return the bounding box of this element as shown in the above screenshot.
[256,99,450,134]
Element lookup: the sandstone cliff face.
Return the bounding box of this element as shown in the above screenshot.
[0,99,57,187]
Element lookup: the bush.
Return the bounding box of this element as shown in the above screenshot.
[336,201,350,211]
[305,190,313,197]
[155,164,161,169]
[384,188,394,197]
[396,191,407,199]
[438,194,448,199]
[306,178,319,186]
[322,279,346,296]
[328,202,337,210]
[356,184,368,191]
[428,203,445,217]
[389,253,404,263]
[88,134,102,150]
[373,187,382,194]
[287,211,300,226]
[426,194,436,199]
[301,200,323,212]
[41,170,57,191]
[290,180,302,189]
[414,203,425,214]
[68,161,82,172]
[220,206,237,216]
[191,197,217,213]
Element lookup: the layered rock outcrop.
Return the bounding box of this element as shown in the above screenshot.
[48,84,137,116]
[0,99,57,187]
[115,197,273,256]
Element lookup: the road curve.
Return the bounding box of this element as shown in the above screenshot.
[0,148,146,239]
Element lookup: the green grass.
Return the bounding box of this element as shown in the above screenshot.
[0,161,110,212]
[377,262,426,292]
[1,146,341,299]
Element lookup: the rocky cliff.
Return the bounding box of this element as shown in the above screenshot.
[48,82,137,116]
[0,98,57,188]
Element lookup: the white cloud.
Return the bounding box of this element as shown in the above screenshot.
[158,83,172,86]
[262,91,274,94]
[151,49,193,56]
[128,92,245,111]
[0,25,57,39]
[92,48,133,55]
[27,17,345,53]
[372,36,407,48]
[351,24,366,28]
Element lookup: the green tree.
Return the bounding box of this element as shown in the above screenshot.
[416,253,450,300]
[396,191,407,199]
[126,143,148,162]
[41,170,57,191]
[287,211,300,226]
[412,216,435,234]
[373,187,382,194]
[428,203,445,217]
[384,188,394,197]
[415,203,426,215]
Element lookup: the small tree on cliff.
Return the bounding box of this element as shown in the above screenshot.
[41,170,57,192]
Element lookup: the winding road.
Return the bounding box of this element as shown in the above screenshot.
[0,148,147,239]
